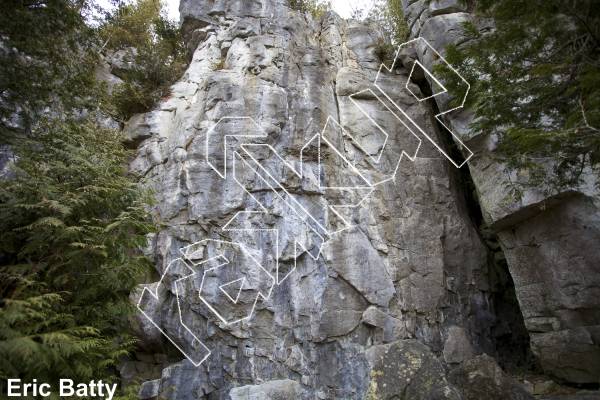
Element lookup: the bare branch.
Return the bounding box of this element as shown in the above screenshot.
[579,97,599,132]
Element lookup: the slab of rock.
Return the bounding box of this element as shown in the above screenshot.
[229,379,305,400]
[138,379,160,400]
[361,306,408,343]
[366,340,462,400]
[448,354,533,400]
[443,326,475,364]
[317,277,367,340]
[106,47,137,79]
[326,229,395,307]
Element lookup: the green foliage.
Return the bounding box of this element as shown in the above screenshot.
[0,0,100,140]
[289,0,332,18]
[101,0,187,120]
[0,0,156,390]
[0,118,155,383]
[437,0,600,189]
[365,0,410,65]
[367,0,410,45]
[99,0,161,50]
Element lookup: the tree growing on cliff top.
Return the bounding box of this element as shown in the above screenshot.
[289,0,331,18]
[367,0,410,64]
[439,0,600,191]
[100,0,187,120]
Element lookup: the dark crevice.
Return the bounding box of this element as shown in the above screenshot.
[413,75,536,373]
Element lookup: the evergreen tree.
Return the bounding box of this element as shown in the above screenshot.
[0,119,154,383]
[438,0,600,191]
[0,0,155,386]
[0,0,100,140]
[288,0,331,18]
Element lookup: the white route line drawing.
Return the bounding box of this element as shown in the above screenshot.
[346,89,422,186]
[139,36,474,367]
[374,37,474,168]
[137,257,212,367]
[182,239,275,326]
[406,60,448,102]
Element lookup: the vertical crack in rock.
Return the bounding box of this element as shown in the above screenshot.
[409,68,534,373]
[401,0,600,386]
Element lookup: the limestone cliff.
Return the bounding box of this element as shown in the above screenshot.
[122,0,600,398]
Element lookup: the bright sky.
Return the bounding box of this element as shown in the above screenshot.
[97,0,377,22]
[160,0,377,22]
[330,0,376,19]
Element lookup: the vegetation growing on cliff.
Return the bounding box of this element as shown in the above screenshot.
[289,0,331,18]
[438,0,600,190]
[367,0,410,64]
[0,119,154,383]
[100,0,187,120]
[0,0,100,140]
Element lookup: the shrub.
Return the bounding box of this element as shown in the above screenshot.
[101,0,187,120]
[289,0,332,18]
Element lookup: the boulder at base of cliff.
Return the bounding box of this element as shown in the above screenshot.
[365,340,462,400]
[229,379,306,400]
[449,354,533,400]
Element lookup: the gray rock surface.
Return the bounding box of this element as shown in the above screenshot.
[139,379,160,400]
[105,47,138,79]
[442,326,475,364]
[365,340,462,400]
[229,379,306,400]
[448,354,533,400]
[122,0,600,397]
[401,0,600,384]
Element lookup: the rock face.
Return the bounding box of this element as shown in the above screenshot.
[229,379,306,400]
[125,0,599,397]
[365,340,462,400]
[400,0,600,384]
[448,354,533,400]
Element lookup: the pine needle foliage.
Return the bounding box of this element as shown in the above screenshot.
[0,118,155,383]
[0,0,100,140]
[436,0,600,190]
[0,0,156,386]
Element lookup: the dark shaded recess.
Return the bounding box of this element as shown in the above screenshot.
[412,73,536,372]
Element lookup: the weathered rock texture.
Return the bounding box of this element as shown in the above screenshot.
[400,0,600,384]
[125,0,600,398]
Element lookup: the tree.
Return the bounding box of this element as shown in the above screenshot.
[0,0,100,141]
[438,0,600,190]
[367,0,409,45]
[0,0,155,386]
[100,0,187,120]
[366,0,410,64]
[289,0,331,18]
[0,119,154,383]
